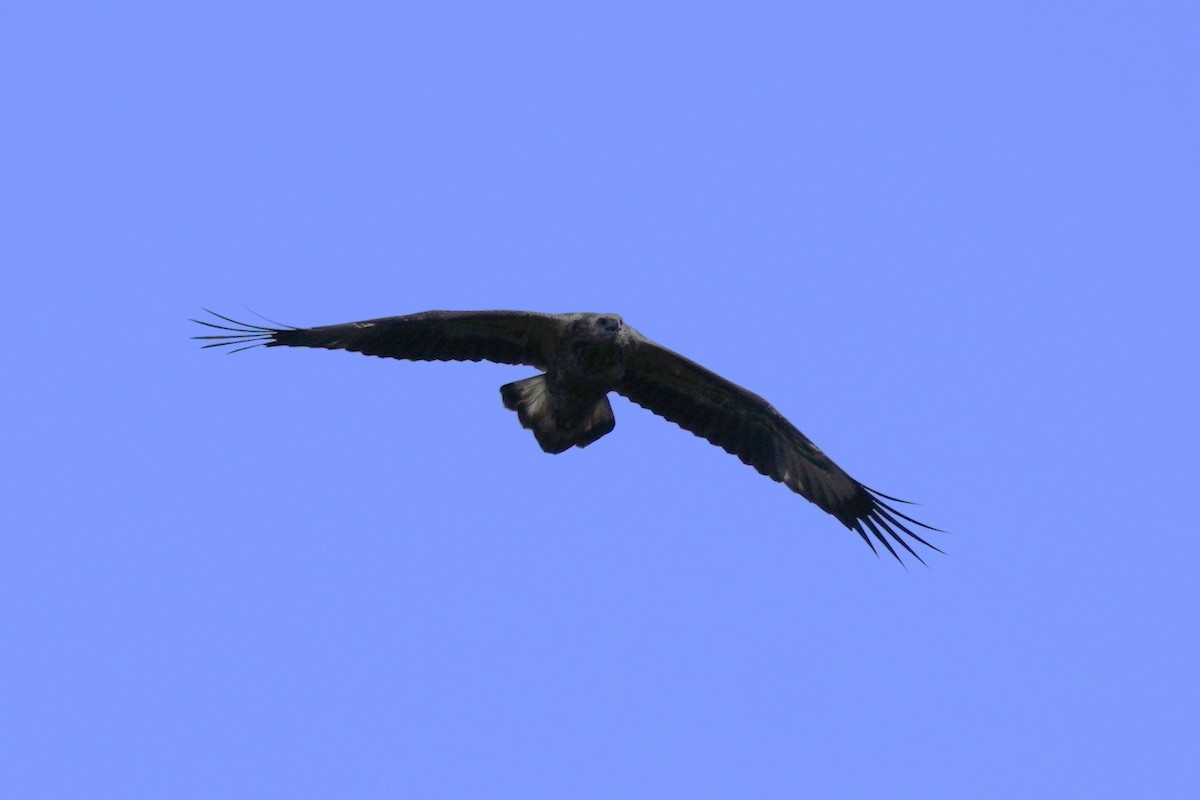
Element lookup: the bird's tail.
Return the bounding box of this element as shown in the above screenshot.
[500,375,615,454]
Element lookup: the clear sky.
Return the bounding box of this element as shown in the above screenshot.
[3,2,1197,797]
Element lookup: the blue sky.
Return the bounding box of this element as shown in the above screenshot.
[3,2,1197,797]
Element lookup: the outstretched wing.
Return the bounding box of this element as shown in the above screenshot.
[617,337,941,564]
[192,309,567,369]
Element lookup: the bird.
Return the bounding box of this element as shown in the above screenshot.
[192,308,941,563]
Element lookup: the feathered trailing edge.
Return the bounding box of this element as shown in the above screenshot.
[190,309,298,353]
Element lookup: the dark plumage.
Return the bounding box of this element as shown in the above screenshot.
[193,309,941,563]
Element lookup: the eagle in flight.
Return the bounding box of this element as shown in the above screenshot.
[193,309,940,563]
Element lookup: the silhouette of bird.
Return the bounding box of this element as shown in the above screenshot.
[193,308,941,563]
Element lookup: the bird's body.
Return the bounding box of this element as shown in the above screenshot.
[193,308,940,563]
[501,313,636,454]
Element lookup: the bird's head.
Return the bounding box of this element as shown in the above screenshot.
[589,313,624,338]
